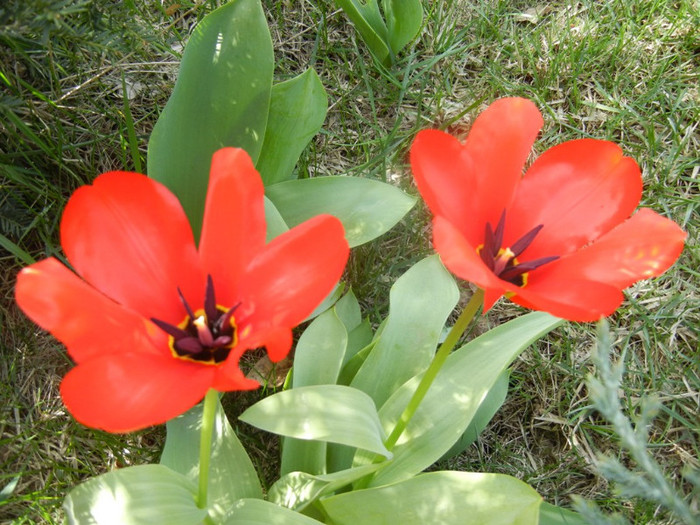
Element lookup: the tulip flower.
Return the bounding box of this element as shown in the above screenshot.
[16,148,349,432]
[410,97,686,321]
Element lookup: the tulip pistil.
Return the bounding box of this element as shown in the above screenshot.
[478,210,559,286]
[151,276,239,365]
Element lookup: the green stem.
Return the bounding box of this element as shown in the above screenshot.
[197,388,219,510]
[383,288,484,451]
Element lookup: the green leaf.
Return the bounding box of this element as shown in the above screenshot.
[264,196,289,241]
[381,0,423,55]
[538,502,588,525]
[265,176,416,247]
[222,498,325,524]
[360,312,564,487]
[441,368,510,460]
[321,471,542,525]
[334,0,391,64]
[281,310,348,475]
[160,395,262,519]
[333,289,362,332]
[256,69,328,186]
[269,464,381,512]
[351,255,459,408]
[147,0,274,239]
[345,318,374,364]
[63,464,206,525]
[240,385,391,459]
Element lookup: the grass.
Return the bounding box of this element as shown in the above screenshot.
[1,0,698,523]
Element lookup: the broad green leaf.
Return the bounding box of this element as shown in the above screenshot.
[303,283,345,323]
[441,368,511,460]
[538,502,588,525]
[269,464,381,512]
[265,176,416,247]
[334,0,391,64]
[265,196,289,241]
[63,464,206,525]
[351,255,459,408]
[281,310,348,475]
[256,69,327,186]
[160,395,262,519]
[382,0,423,55]
[240,385,391,459]
[222,498,325,524]
[147,0,274,239]
[321,471,542,525]
[334,289,362,332]
[359,312,564,487]
[345,318,374,364]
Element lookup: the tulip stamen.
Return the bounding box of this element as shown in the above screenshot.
[151,276,240,365]
[477,210,559,286]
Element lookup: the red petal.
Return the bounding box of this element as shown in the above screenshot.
[60,353,215,432]
[540,208,686,289]
[510,278,623,322]
[15,258,165,363]
[506,139,642,260]
[61,171,204,324]
[213,356,260,392]
[237,214,349,357]
[199,148,267,305]
[411,98,543,246]
[411,130,480,243]
[462,98,543,228]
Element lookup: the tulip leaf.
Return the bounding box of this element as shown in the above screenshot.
[538,502,588,525]
[321,471,542,525]
[281,310,349,475]
[381,0,423,55]
[240,385,391,459]
[334,0,391,65]
[222,498,325,525]
[264,196,289,241]
[334,289,362,332]
[359,312,564,487]
[256,69,328,186]
[269,464,381,512]
[441,368,511,460]
[160,395,262,517]
[147,0,274,239]
[351,255,459,408]
[63,464,206,525]
[265,176,416,247]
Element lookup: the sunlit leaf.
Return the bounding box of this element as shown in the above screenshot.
[256,69,327,186]
[222,498,325,524]
[160,395,262,521]
[281,310,348,475]
[148,0,274,238]
[334,0,391,64]
[265,176,416,247]
[321,471,542,525]
[63,464,206,525]
[358,312,563,487]
[240,385,391,459]
[381,0,423,54]
[351,255,459,408]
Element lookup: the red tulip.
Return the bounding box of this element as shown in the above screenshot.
[16,148,349,432]
[410,98,686,321]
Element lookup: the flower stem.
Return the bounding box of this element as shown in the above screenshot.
[197,388,218,510]
[383,288,484,451]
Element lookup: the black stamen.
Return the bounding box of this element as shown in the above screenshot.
[174,337,204,355]
[176,287,196,322]
[492,210,506,256]
[150,317,189,339]
[216,302,241,333]
[499,255,560,282]
[204,275,218,322]
[510,224,544,258]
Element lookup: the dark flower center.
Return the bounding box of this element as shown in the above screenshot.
[477,210,559,286]
[151,276,238,365]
